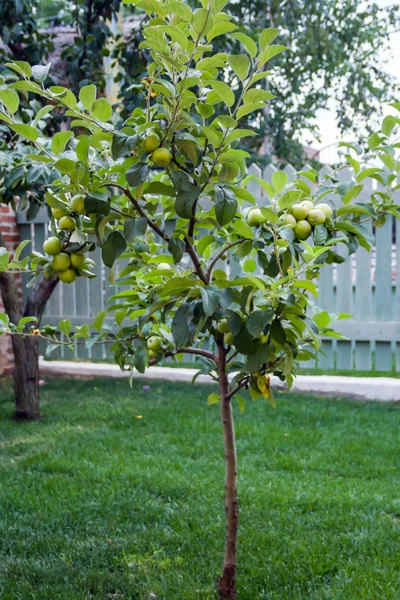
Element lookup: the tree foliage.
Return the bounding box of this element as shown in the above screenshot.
[1,0,400,594]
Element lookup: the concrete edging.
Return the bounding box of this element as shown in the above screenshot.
[38,358,400,402]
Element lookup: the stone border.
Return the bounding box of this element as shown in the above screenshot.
[39,359,400,402]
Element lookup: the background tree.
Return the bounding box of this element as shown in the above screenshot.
[1,0,400,596]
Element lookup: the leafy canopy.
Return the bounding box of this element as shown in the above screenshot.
[1,0,400,405]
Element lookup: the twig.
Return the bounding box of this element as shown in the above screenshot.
[206,239,246,280]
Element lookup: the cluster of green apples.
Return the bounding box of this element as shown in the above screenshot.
[216,318,268,348]
[281,201,333,240]
[146,335,164,359]
[42,236,88,283]
[142,129,172,168]
[50,194,86,232]
[246,201,333,241]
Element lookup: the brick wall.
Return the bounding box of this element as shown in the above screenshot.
[0,204,22,376]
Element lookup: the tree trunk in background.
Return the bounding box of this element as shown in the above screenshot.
[217,340,238,600]
[0,233,58,419]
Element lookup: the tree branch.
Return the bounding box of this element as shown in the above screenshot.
[101,183,170,242]
[226,376,250,401]
[206,239,246,280]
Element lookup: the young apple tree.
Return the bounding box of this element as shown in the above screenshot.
[1,0,400,596]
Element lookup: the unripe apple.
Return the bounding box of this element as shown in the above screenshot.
[43,237,62,255]
[51,207,68,220]
[58,269,77,284]
[147,336,163,351]
[59,216,76,231]
[70,194,86,215]
[224,332,235,346]
[293,219,312,240]
[216,319,230,334]
[316,203,333,218]
[52,252,71,272]
[307,209,326,226]
[143,133,161,153]
[151,147,172,167]
[291,203,309,220]
[157,262,171,271]
[148,349,157,358]
[300,200,314,212]
[70,253,85,269]
[278,214,296,228]
[247,208,267,227]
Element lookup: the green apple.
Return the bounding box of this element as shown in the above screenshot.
[291,203,309,220]
[143,132,161,153]
[52,252,71,272]
[279,214,296,228]
[58,269,77,284]
[151,147,172,167]
[216,319,230,334]
[224,332,235,346]
[293,219,312,240]
[247,208,267,227]
[51,207,68,220]
[70,194,86,215]
[307,209,326,226]
[300,200,314,212]
[148,349,158,358]
[147,336,163,351]
[316,203,333,218]
[59,216,76,231]
[43,237,62,255]
[70,253,85,269]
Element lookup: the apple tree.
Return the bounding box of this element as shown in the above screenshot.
[1,0,400,596]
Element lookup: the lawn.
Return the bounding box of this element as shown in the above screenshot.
[0,378,399,600]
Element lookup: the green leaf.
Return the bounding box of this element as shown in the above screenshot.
[92,98,112,122]
[54,158,76,175]
[272,170,288,194]
[259,28,280,49]
[207,392,220,405]
[200,287,220,315]
[201,125,223,147]
[236,394,246,412]
[93,310,106,332]
[111,132,138,160]
[368,132,382,150]
[102,231,127,268]
[172,303,193,346]
[243,89,275,103]
[225,129,256,145]
[257,44,286,66]
[246,309,273,337]
[209,81,235,108]
[14,240,30,261]
[10,123,38,142]
[206,22,237,41]
[85,193,110,216]
[32,63,52,83]
[79,84,97,111]
[270,319,286,345]
[313,224,328,245]
[59,319,71,336]
[51,131,74,155]
[278,190,303,209]
[292,280,318,297]
[126,162,149,187]
[228,55,251,81]
[5,61,32,78]
[343,184,363,205]
[236,102,265,119]
[0,89,19,114]
[168,238,185,264]
[232,33,257,57]
[215,185,238,226]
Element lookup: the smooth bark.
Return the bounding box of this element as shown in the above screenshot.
[217,340,238,600]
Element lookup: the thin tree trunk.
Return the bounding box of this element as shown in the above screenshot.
[0,230,58,419]
[217,339,238,600]
[12,334,40,420]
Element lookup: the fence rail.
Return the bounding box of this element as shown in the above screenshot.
[16,162,400,373]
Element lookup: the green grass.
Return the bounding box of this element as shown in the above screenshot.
[0,378,399,600]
